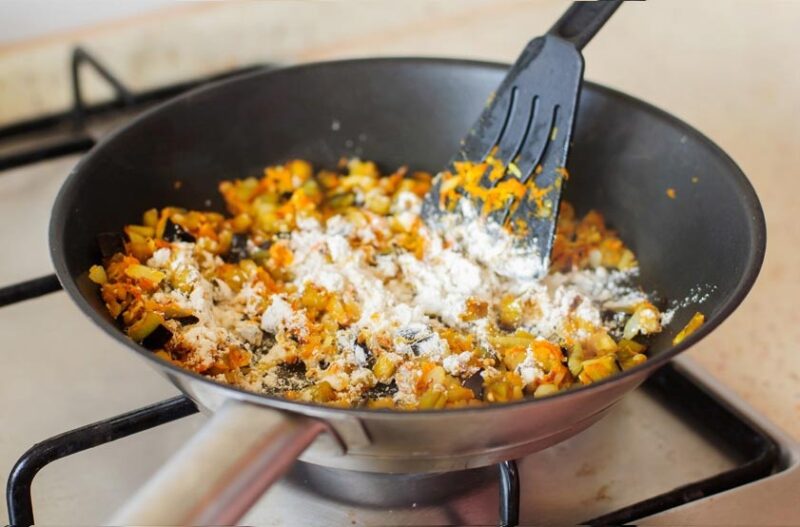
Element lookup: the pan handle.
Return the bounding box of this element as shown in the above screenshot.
[107,400,330,525]
[548,0,623,51]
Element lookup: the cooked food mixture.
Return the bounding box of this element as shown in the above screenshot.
[90,158,672,409]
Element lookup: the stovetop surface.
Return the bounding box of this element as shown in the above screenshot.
[242,380,738,526]
[0,59,798,526]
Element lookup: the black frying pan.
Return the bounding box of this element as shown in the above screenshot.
[49,58,765,524]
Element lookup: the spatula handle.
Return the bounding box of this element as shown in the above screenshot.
[548,0,623,51]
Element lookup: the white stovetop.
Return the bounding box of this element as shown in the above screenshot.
[1,0,798,524]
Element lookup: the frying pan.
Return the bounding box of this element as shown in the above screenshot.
[49,58,765,525]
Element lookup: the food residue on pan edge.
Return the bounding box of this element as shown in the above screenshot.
[90,158,699,410]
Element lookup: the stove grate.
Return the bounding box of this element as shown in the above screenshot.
[3,364,779,527]
[0,275,62,308]
[6,397,198,527]
[0,48,781,527]
[0,47,264,171]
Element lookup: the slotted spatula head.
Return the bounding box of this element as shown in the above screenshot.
[422,1,622,278]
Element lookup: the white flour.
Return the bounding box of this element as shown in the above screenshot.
[277,197,649,374]
[145,193,659,401]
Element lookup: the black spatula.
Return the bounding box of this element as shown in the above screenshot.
[423,0,622,277]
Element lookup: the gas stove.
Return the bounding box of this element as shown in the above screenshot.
[1,48,798,526]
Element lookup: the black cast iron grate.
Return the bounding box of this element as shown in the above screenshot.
[0,47,781,527]
[3,362,779,527]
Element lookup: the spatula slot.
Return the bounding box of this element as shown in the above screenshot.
[519,104,560,184]
[495,92,537,166]
[482,86,518,162]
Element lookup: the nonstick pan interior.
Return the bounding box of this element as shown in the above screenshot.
[50,58,765,418]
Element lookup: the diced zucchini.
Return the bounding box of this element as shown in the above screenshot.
[418,388,447,409]
[302,179,321,199]
[124,264,165,285]
[423,366,446,386]
[126,224,155,239]
[128,240,154,262]
[578,355,619,384]
[288,159,313,182]
[301,283,329,310]
[88,265,107,285]
[142,208,159,228]
[128,312,164,342]
[502,348,527,370]
[328,192,355,210]
[533,383,559,398]
[617,338,648,370]
[618,338,646,355]
[498,294,522,329]
[623,302,662,340]
[231,213,253,233]
[367,397,395,409]
[372,355,396,382]
[488,330,536,350]
[618,249,637,270]
[620,353,647,370]
[588,330,618,356]
[446,384,474,403]
[461,297,489,321]
[313,381,336,403]
[365,191,391,215]
[484,381,514,403]
[251,249,271,266]
[567,348,584,377]
[234,177,260,202]
[161,304,195,319]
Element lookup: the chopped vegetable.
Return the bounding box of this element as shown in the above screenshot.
[124,264,165,285]
[93,158,669,410]
[142,324,173,350]
[419,388,447,409]
[534,383,559,398]
[128,312,164,342]
[142,208,159,228]
[372,355,396,383]
[673,312,705,345]
[312,381,336,403]
[163,219,196,242]
[88,265,107,284]
[578,355,619,384]
[623,302,662,340]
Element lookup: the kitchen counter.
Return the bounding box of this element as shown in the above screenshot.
[1,0,797,443]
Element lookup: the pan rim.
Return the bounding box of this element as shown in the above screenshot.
[49,56,767,419]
